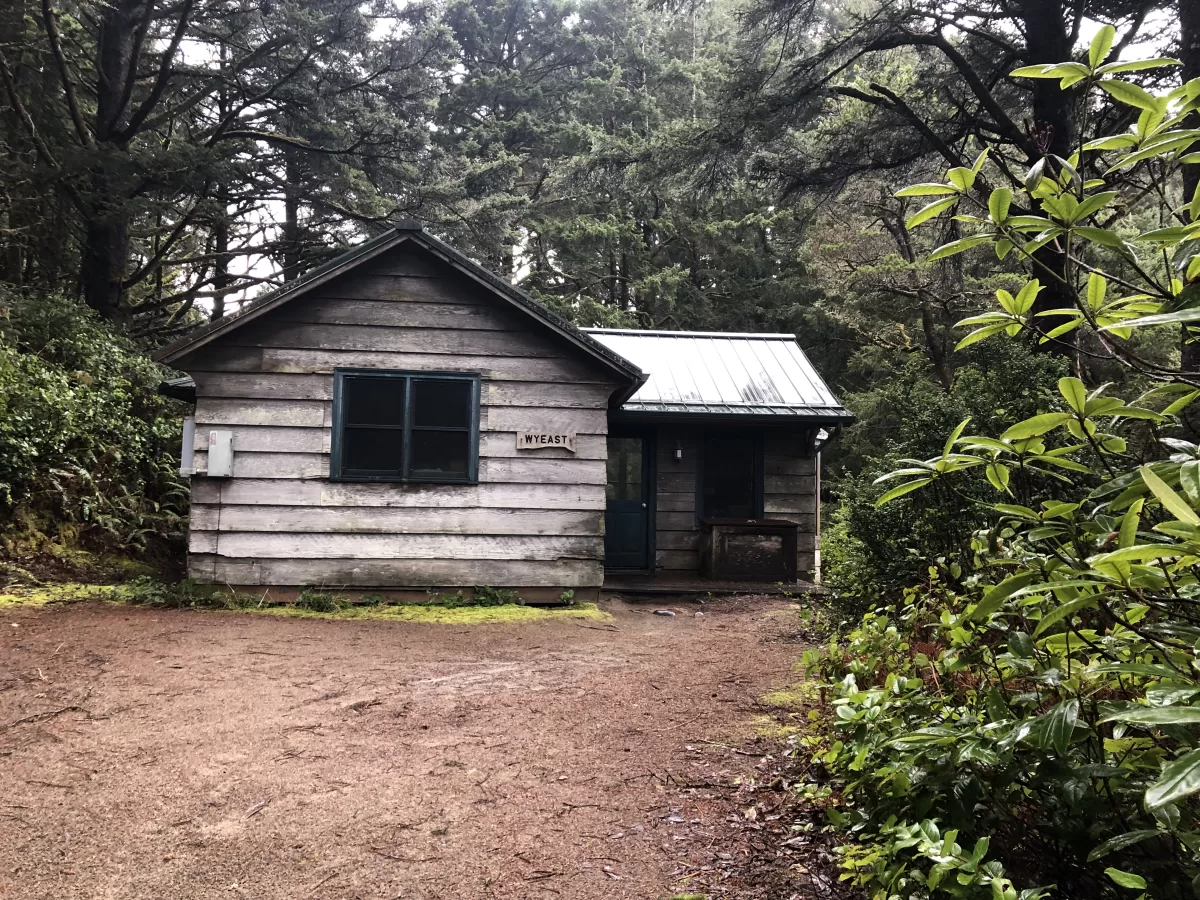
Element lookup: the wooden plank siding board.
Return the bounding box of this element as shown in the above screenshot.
[191,428,605,459]
[180,244,622,588]
[190,556,604,588]
[188,374,614,408]
[656,492,697,513]
[190,505,602,535]
[274,300,514,330]
[188,532,603,561]
[191,479,606,510]
[236,321,572,358]
[484,406,607,435]
[657,550,700,571]
[195,398,330,428]
[762,436,819,578]
[197,347,610,383]
[656,531,700,551]
[193,453,609,485]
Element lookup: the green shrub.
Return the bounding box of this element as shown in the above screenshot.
[428,586,523,607]
[806,47,1200,900]
[824,344,1068,613]
[294,589,343,612]
[123,576,226,607]
[0,290,186,557]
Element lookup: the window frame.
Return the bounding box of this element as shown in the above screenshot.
[329,368,481,485]
[696,431,765,521]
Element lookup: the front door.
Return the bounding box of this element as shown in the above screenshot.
[605,435,651,569]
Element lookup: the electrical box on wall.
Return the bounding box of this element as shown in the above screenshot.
[207,430,234,477]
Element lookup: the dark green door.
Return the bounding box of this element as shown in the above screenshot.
[605,435,650,569]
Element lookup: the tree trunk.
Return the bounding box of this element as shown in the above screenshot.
[1018,0,1078,353]
[80,209,128,320]
[1180,0,1200,371]
[80,0,147,319]
[212,205,230,320]
[282,151,302,283]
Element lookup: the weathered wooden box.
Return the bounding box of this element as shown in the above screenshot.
[699,518,799,582]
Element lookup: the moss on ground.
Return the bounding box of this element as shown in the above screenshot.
[0,583,611,626]
[752,678,821,739]
[227,601,612,625]
[760,684,811,711]
[0,583,121,609]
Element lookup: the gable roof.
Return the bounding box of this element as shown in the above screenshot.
[584,329,853,423]
[155,221,646,401]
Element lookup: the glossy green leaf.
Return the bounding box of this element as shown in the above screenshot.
[1043,699,1079,756]
[896,183,957,197]
[1001,413,1071,441]
[1141,466,1200,524]
[956,323,1010,350]
[906,197,959,229]
[876,478,933,506]
[1098,58,1181,75]
[1100,79,1165,113]
[1105,867,1148,890]
[1089,25,1115,68]
[1147,748,1200,808]
[970,571,1040,622]
[1101,706,1200,725]
[929,235,992,260]
[989,188,1013,223]
[1088,830,1161,861]
[1087,273,1107,310]
[1059,377,1087,414]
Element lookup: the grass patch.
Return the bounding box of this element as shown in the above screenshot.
[227,601,611,626]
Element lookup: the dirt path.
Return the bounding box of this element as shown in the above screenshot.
[0,597,806,900]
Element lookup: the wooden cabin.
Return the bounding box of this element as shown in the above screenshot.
[156,223,852,602]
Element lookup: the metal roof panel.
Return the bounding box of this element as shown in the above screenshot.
[584,329,851,421]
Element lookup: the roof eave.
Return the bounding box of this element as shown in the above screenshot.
[403,231,643,390]
[155,229,415,365]
[610,407,855,426]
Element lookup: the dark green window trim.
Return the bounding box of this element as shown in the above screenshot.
[330,368,481,484]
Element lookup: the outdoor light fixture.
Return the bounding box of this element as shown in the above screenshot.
[674,443,683,461]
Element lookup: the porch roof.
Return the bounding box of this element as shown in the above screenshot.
[582,329,853,423]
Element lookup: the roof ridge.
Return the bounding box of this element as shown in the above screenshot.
[582,328,799,339]
[154,224,646,403]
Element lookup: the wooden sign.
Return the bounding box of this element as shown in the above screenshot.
[517,431,577,452]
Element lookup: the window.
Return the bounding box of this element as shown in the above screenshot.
[701,436,762,519]
[331,370,479,483]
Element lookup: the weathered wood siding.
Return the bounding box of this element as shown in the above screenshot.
[178,244,622,589]
[654,427,701,573]
[763,432,820,580]
[651,427,819,579]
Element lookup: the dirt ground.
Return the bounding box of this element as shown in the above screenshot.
[0,596,813,900]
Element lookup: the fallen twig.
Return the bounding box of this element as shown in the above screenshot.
[1,705,89,730]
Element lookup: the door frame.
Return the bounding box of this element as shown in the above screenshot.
[604,426,657,573]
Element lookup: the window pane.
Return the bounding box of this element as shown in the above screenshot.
[410,430,469,476]
[606,437,643,501]
[703,438,756,518]
[344,377,406,427]
[412,379,472,428]
[343,427,404,474]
